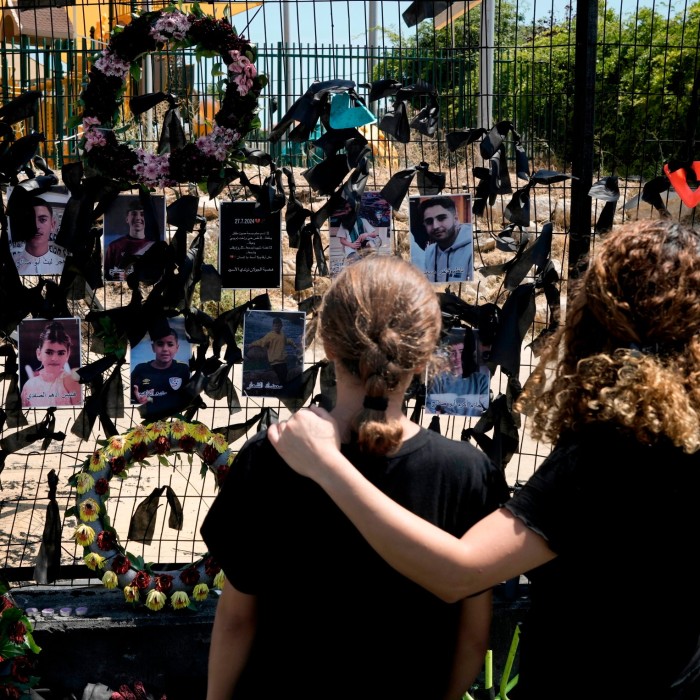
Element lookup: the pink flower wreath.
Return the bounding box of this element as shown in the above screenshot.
[68,419,234,612]
[76,5,267,192]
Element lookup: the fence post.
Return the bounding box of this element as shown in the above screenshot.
[568,0,598,280]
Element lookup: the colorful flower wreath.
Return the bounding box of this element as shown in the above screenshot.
[0,587,41,697]
[76,4,267,191]
[68,419,233,612]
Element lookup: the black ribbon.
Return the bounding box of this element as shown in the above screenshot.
[33,468,61,584]
[128,485,184,544]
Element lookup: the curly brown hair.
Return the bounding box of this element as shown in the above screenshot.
[319,254,442,456]
[517,219,700,453]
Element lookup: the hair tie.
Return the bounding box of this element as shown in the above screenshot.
[363,396,389,411]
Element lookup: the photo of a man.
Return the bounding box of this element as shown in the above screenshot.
[9,195,68,276]
[409,194,473,282]
[426,327,490,416]
[103,195,165,281]
[329,192,393,277]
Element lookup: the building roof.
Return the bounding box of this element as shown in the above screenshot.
[1,3,74,41]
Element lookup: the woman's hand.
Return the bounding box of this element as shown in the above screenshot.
[267,406,341,479]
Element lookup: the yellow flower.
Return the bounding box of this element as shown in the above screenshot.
[192,583,209,602]
[227,452,236,467]
[213,570,226,590]
[84,552,106,571]
[125,424,149,445]
[123,585,139,603]
[170,591,190,610]
[73,524,95,547]
[170,419,188,439]
[102,571,118,589]
[105,436,125,456]
[79,498,100,522]
[210,432,229,453]
[75,472,95,495]
[147,421,169,439]
[89,450,106,472]
[188,422,211,442]
[145,589,166,611]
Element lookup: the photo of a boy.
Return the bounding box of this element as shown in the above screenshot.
[8,192,69,276]
[130,321,191,416]
[243,311,305,398]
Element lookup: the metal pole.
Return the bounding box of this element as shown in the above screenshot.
[282,0,291,114]
[478,0,494,129]
[368,0,377,89]
[568,0,598,280]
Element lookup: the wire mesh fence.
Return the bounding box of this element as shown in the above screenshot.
[0,0,697,586]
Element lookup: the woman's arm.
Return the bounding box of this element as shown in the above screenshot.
[268,407,556,602]
[443,590,492,700]
[206,580,257,700]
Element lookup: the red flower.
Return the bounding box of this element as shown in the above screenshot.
[8,621,26,644]
[130,441,149,462]
[154,436,170,455]
[216,465,229,486]
[97,530,117,551]
[0,595,13,613]
[202,444,219,465]
[203,557,221,577]
[154,574,173,593]
[133,570,152,590]
[178,435,196,453]
[11,655,32,683]
[179,567,200,586]
[0,685,21,699]
[94,478,110,495]
[110,456,127,476]
[112,555,130,575]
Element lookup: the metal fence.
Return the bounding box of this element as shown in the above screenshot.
[0,0,697,584]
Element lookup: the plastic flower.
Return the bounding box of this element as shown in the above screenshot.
[106,436,125,456]
[180,566,200,586]
[145,589,166,611]
[8,620,26,644]
[102,571,119,589]
[133,570,152,590]
[170,419,188,439]
[123,585,139,603]
[84,552,106,571]
[75,472,95,494]
[188,422,211,442]
[210,432,229,453]
[89,450,106,472]
[94,478,110,496]
[154,435,171,455]
[154,574,173,593]
[73,524,95,547]
[96,530,117,551]
[126,424,149,444]
[112,554,130,575]
[171,591,190,610]
[192,583,209,602]
[213,570,226,589]
[79,498,100,522]
[94,48,131,79]
[147,421,169,440]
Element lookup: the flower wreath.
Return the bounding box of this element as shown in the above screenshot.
[68,419,233,612]
[77,4,267,190]
[0,588,41,696]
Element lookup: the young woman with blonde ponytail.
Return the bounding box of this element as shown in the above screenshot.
[202,254,508,700]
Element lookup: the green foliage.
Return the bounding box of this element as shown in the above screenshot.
[378,0,700,177]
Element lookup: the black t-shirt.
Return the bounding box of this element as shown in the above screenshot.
[201,427,509,700]
[505,424,700,700]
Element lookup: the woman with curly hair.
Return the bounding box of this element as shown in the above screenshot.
[269,219,700,700]
[202,254,508,699]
